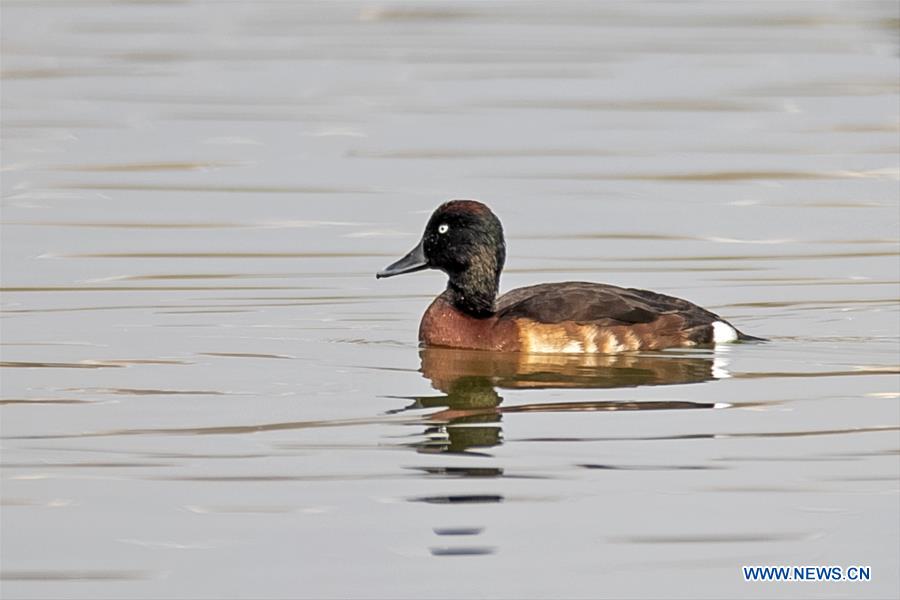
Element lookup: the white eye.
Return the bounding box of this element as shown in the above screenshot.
[438,224,449,234]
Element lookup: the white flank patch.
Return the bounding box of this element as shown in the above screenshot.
[606,338,625,353]
[562,340,583,354]
[712,321,739,344]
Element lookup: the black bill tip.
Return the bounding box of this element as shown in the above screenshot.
[376,239,428,279]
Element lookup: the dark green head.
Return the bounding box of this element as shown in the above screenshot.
[377,200,506,317]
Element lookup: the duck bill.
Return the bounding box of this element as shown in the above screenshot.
[376,239,428,278]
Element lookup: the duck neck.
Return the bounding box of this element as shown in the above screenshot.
[446,270,498,318]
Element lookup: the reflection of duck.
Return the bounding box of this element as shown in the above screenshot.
[421,346,723,391]
[404,347,725,454]
[377,200,763,352]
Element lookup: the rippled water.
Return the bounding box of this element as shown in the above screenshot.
[2,2,899,598]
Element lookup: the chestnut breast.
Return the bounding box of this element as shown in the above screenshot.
[419,294,520,351]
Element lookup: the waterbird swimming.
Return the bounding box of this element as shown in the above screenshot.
[377,200,762,353]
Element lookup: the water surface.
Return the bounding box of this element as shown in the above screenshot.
[2,2,899,599]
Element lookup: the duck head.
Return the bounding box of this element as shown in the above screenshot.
[377,200,506,317]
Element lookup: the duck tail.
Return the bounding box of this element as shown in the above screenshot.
[736,330,768,343]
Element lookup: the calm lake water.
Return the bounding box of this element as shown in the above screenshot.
[2,2,899,598]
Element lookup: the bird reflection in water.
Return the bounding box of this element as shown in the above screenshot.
[397,347,728,454]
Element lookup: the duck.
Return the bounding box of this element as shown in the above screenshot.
[376,200,762,353]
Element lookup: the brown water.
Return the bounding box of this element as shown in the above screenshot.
[1,2,899,598]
